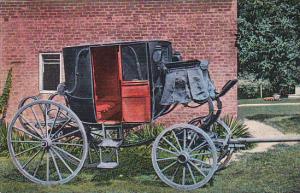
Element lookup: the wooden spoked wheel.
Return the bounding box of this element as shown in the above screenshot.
[152,124,217,190]
[7,100,88,185]
[208,119,233,170]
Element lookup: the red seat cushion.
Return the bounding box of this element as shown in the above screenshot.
[97,102,117,113]
[96,100,120,120]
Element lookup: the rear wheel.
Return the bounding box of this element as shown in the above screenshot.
[7,100,88,185]
[209,119,233,170]
[152,124,217,190]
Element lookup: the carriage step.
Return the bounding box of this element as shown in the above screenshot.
[97,162,118,169]
[99,139,123,148]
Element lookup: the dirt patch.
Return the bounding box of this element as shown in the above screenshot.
[232,119,299,160]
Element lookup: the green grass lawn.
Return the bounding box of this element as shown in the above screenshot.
[0,144,299,193]
[239,98,300,105]
[238,105,300,120]
[238,100,300,134]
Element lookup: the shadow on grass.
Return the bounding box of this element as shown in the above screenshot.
[246,114,300,134]
[82,146,165,187]
[246,114,298,121]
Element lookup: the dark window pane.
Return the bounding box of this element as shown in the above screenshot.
[122,44,148,81]
[42,54,60,90]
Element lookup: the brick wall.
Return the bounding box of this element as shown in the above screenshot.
[0,0,237,126]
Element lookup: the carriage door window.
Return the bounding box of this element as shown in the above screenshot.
[121,44,151,122]
[39,53,63,93]
[122,44,148,81]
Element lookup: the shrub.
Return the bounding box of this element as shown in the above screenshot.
[0,121,8,155]
[0,68,12,122]
[124,123,164,149]
[214,115,254,149]
[238,72,273,99]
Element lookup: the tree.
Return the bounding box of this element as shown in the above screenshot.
[238,0,300,93]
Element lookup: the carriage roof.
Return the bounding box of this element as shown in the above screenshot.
[63,40,172,49]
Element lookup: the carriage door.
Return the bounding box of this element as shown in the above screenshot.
[120,44,151,122]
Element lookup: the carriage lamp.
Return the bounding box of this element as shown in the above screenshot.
[152,45,162,63]
[57,82,66,95]
[172,51,182,61]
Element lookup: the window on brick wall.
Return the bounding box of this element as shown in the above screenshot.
[39,53,64,93]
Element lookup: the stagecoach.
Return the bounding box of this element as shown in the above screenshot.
[7,40,300,190]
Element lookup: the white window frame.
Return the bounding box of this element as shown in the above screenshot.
[39,52,64,93]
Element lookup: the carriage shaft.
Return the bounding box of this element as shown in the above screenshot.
[229,136,300,144]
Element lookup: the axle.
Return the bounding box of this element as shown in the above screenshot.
[229,136,300,144]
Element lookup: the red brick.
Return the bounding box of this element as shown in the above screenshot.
[0,0,237,126]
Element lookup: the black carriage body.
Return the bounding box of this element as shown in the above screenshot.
[63,41,173,123]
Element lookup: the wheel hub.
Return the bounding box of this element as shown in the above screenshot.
[178,151,190,164]
[41,138,52,149]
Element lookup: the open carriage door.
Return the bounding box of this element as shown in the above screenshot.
[120,44,151,122]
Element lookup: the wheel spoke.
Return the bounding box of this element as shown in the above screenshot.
[44,105,49,138]
[182,165,186,185]
[22,148,42,169]
[183,129,186,150]
[162,137,180,153]
[52,142,83,147]
[19,114,42,138]
[49,149,62,181]
[172,130,182,151]
[161,161,177,173]
[52,129,80,142]
[188,132,197,150]
[49,107,61,136]
[190,158,212,167]
[51,117,72,140]
[13,126,41,141]
[15,145,40,156]
[157,146,178,156]
[187,162,197,184]
[190,141,208,152]
[188,160,207,177]
[30,107,44,137]
[46,152,50,181]
[171,165,180,181]
[52,145,81,162]
[33,149,45,177]
[51,147,74,173]
[157,157,177,162]
[11,140,41,144]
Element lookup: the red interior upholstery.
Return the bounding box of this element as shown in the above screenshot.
[96,100,121,120]
[92,46,121,121]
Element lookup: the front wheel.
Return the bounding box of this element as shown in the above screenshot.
[7,100,88,185]
[152,123,218,190]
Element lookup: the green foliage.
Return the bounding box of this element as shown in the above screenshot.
[238,72,273,98]
[221,115,252,139]
[238,0,300,92]
[125,123,164,146]
[0,68,13,119]
[0,121,8,155]
[214,115,254,149]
